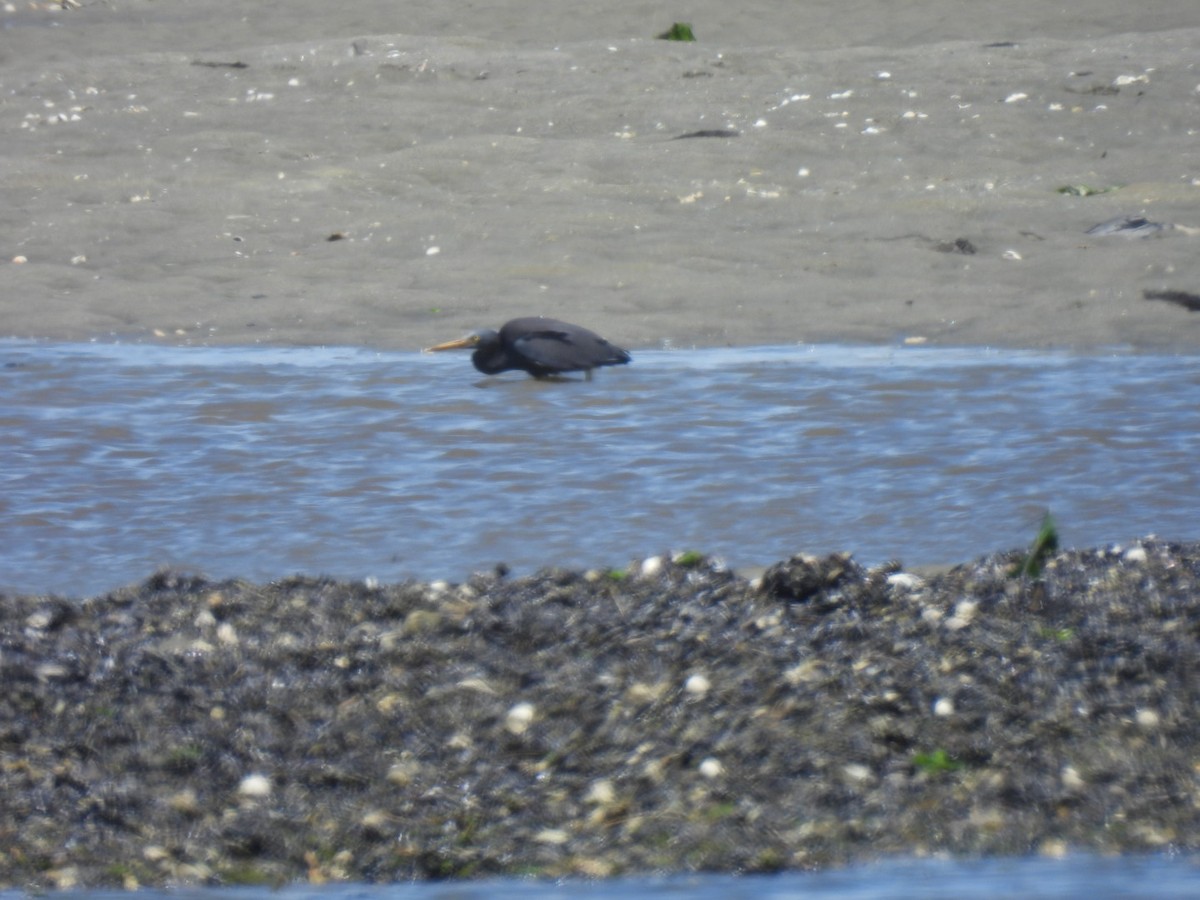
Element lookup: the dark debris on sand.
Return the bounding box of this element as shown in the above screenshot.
[2,540,1199,889]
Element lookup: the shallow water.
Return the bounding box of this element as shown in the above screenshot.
[7,854,1196,899]
[2,340,1198,596]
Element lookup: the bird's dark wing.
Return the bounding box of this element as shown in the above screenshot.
[496,318,622,374]
[510,326,593,374]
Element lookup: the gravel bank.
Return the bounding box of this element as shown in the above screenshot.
[2,540,1198,889]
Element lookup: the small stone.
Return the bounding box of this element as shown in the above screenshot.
[238,773,272,798]
[458,677,498,694]
[933,697,955,717]
[143,845,171,862]
[505,701,536,734]
[360,809,389,830]
[403,609,440,634]
[626,681,667,704]
[585,779,617,805]
[572,857,616,877]
[843,763,873,783]
[387,759,421,786]
[167,788,199,815]
[1061,765,1086,791]
[26,609,54,630]
[1123,546,1148,564]
[698,757,723,778]
[945,599,978,630]
[640,556,664,577]
[36,663,69,680]
[1135,708,1160,730]
[684,673,711,696]
[887,572,923,591]
[534,828,570,844]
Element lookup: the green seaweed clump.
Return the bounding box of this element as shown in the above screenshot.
[1057,184,1118,196]
[1012,512,1059,580]
[912,749,964,775]
[658,22,696,42]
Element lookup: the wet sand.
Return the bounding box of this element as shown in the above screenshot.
[3,1,1200,352]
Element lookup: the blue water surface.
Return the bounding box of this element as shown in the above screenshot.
[8,854,1197,899]
[2,340,1198,595]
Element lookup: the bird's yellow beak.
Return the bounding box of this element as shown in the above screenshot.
[423,335,479,353]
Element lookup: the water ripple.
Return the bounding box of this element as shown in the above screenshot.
[2,340,1197,595]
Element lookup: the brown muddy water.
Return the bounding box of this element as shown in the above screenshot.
[2,340,1197,596]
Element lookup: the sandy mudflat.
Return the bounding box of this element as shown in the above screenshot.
[2,1,1200,353]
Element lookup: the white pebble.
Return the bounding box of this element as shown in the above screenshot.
[1123,546,1147,564]
[238,774,272,798]
[945,599,978,630]
[685,673,711,697]
[505,701,536,734]
[698,757,723,778]
[585,779,616,805]
[887,572,923,591]
[1004,92,1029,103]
[1135,708,1160,730]
[640,556,663,578]
[933,697,955,717]
[843,762,873,783]
[1061,765,1085,790]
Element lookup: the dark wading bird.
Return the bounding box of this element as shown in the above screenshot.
[425,317,631,380]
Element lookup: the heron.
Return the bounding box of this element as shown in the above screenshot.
[425,317,631,379]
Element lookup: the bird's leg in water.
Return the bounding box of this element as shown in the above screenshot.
[585,370,594,382]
